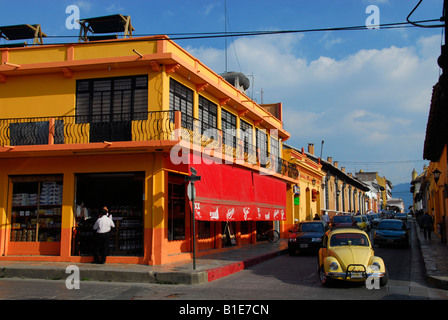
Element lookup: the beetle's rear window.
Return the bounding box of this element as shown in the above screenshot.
[330,233,369,247]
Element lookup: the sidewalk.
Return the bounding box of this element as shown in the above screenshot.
[0,240,288,285]
[415,220,448,290]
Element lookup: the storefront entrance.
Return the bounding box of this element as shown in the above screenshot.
[72,172,144,257]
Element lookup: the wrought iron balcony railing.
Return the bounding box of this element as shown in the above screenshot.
[179,119,299,179]
[0,111,299,180]
[0,111,175,146]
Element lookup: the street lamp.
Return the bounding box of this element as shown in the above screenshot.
[433,168,442,185]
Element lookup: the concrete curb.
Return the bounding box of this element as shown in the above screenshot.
[0,248,288,285]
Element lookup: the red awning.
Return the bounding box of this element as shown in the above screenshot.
[188,154,286,221]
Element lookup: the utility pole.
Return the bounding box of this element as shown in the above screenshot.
[444,0,447,46]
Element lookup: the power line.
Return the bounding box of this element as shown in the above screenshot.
[10,18,441,45]
[407,0,445,28]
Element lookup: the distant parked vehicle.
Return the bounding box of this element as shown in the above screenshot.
[330,215,357,229]
[354,215,370,231]
[394,212,407,222]
[368,213,381,228]
[374,219,409,248]
[288,221,328,255]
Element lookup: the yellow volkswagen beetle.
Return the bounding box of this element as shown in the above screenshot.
[318,228,388,286]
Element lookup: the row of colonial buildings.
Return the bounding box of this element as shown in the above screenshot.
[412,79,448,244]
[0,15,398,265]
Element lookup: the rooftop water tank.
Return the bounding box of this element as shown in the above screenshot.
[221,71,250,92]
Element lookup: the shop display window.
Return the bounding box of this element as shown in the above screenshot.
[10,175,63,242]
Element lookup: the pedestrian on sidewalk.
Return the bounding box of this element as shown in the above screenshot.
[422,211,434,240]
[93,207,115,264]
[321,211,330,224]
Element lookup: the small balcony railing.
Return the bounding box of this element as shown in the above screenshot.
[0,111,299,180]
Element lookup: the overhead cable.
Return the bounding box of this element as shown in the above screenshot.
[406,0,445,28]
[28,18,443,45]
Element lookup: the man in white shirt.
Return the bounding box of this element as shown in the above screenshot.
[322,211,330,223]
[93,208,115,264]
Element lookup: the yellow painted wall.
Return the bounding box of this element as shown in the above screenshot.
[7,40,157,66]
[0,73,75,118]
[73,41,157,61]
[9,46,67,65]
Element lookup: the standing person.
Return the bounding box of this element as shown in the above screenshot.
[322,211,330,224]
[421,211,434,240]
[93,207,115,264]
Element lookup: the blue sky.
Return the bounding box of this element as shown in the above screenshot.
[0,0,444,186]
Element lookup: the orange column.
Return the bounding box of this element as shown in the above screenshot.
[60,172,75,260]
[0,173,10,256]
[149,153,165,265]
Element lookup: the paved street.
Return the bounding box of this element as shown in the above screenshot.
[0,221,447,305]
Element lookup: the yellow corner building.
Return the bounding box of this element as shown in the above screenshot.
[0,17,302,265]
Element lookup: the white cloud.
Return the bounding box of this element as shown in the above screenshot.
[320,32,344,50]
[106,4,125,13]
[73,0,92,12]
[202,3,219,15]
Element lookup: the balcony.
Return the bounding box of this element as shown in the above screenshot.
[0,111,299,180]
[179,116,299,180]
[0,111,174,146]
